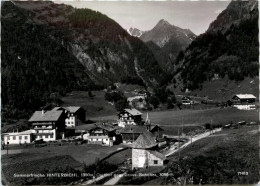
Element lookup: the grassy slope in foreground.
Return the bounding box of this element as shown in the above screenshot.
[145,125,259,184]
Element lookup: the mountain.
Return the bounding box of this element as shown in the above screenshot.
[127,27,145,37]
[172,1,258,99]
[139,19,196,71]
[2,1,165,119]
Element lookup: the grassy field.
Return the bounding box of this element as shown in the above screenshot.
[105,149,132,165]
[143,125,260,185]
[2,155,81,184]
[89,107,258,135]
[2,144,124,165]
[61,91,117,118]
[171,77,259,102]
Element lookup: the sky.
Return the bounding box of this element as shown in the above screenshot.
[57,1,231,35]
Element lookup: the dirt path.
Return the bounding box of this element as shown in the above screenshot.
[164,128,222,157]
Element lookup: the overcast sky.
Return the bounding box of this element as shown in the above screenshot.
[57,1,231,35]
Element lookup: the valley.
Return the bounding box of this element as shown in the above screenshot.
[1,0,259,185]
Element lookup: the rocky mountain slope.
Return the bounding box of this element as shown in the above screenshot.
[127,27,145,37]
[172,1,258,96]
[140,19,196,71]
[2,1,164,118]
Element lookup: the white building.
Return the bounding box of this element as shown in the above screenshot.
[232,94,256,110]
[28,110,66,141]
[3,130,34,145]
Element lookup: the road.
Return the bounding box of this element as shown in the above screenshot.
[164,128,222,157]
[103,173,126,185]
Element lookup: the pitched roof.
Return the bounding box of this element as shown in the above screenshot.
[132,131,157,149]
[124,108,143,116]
[52,106,84,113]
[52,107,62,111]
[3,130,34,135]
[148,150,166,160]
[64,106,82,113]
[150,125,164,132]
[234,94,256,99]
[29,110,63,122]
[118,125,147,134]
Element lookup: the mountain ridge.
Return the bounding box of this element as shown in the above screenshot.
[2,1,166,119]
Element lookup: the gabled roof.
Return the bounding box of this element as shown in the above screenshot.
[64,106,83,113]
[52,107,64,111]
[148,150,166,160]
[118,125,147,134]
[29,111,63,122]
[150,125,164,132]
[233,94,256,99]
[132,131,157,149]
[52,106,84,113]
[3,130,34,136]
[121,108,143,116]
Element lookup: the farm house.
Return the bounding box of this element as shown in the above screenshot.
[231,94,256,110]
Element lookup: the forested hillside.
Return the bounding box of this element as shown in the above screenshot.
[173,1,258,91]
[1,1,165,119]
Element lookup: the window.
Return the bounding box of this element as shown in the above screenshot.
[154,160,158,165]
[24,136,28,140]
[19,136,22,140]
[46,135,49,138]
[7,136,10,140]
[50,135,53,139]
[13,136,16,140]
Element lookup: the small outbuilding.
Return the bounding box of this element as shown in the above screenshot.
[132,131,166,169]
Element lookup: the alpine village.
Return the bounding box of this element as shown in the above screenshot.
[1,1,259,185]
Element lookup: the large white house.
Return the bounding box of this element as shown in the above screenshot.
[28,110,67,141]
[52,106,86,128]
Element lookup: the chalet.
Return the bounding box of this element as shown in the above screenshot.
[119,113,165,144]
[132,131,166,169]
[75,124,97,139]
[182,96,194,105]
[52,106,86,128]
[118,125,150,144]
[28,110,67,141]
[87,123,117,146]
[118,108,143,127]
[231,94,256,110]
[3,130,34,145]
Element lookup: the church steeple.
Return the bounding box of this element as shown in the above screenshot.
[145,112,151,130]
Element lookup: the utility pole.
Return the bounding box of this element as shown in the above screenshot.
[182,117,184,135]
[210,119,212,135]
[178,129,180,161]
[7,142,9,156]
